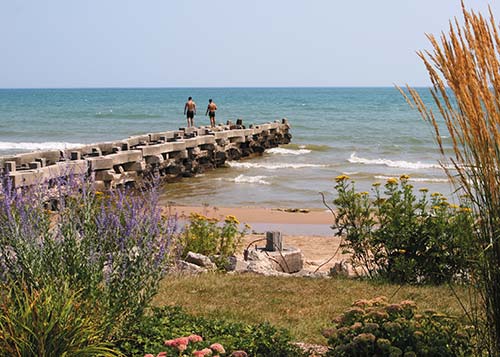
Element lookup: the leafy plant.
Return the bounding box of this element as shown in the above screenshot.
[0,174,177,338]
[333,175,475,283]
[116,306,304,357]
[0,280,121,357]
[324,296,473,356]
[181,212,247,267]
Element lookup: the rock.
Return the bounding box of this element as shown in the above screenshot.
[175,260,208,275]
[185,252,217,270]
[329,261,349,277]
[223,255,250,272]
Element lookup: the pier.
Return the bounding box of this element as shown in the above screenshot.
[0,119,291,189]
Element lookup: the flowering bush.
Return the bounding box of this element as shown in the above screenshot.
[324,297,473,356]
[333,175,475,283]
[117,306,304,357]
[0,175,177,338]
[181,212,247,268]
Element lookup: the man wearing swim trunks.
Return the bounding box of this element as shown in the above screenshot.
[205,99,217,127]
[184,97,196,127]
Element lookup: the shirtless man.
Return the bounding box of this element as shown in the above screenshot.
[184,97,196,127]
[205,99,217,127]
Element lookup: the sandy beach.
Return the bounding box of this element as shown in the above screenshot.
[167,205,347,272]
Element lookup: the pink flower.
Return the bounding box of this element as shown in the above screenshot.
[144,354,155,357]
[177,337,190,346]
[164,339,177,347]
[188,334,203,343]
[231,351,248,357]
[193,349,212,357]
[177,344,187,352]
[157,353,167,357]
[210,343,226,354]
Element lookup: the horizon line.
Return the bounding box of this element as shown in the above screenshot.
[0,85,432,90]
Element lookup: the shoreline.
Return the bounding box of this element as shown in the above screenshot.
[165,205,334,225]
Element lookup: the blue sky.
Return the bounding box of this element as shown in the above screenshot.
[1,1,498,88]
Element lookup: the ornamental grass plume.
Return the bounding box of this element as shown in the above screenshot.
[399,2,500,354]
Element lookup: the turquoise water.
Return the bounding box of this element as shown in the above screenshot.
[0,88,455,208]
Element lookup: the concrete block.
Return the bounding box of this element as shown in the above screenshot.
[70,151,81,160]
[29,161,41,170]
[146,154,164,165]
[4,161,16,172]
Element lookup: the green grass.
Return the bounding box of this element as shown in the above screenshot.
[154,274,471,345]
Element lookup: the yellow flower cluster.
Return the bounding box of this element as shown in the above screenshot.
[224,215,240,225]
[335,174,350,182]
[399,174,410,180]
[386,178,398,185]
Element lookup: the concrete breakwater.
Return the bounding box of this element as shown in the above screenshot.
[0,119,291,189]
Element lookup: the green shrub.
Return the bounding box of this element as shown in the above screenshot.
[0,280,121,356]
[181,212,247,267]
[324,297,473,356]
[333,175,475,284]
[116,306,304,357]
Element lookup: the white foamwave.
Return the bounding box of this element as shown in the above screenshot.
[266,147,311,155]
[348,153,441,170]
[375,175,449,183]
[227,161,325,170]
[0,141,84,151]
[233,174,270,185]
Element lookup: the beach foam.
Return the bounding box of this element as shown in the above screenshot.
[233,174,271,185]
[0,141,83,151]
[374,175,449,183]
[227,162,326,170]
[348,152,441,170]
[266,147,311,155]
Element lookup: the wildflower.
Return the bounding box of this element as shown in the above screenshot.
[157,353,167,357]
[351,322,363,330]
[449,204,459,209]
[360,191,369,196]
[419,187,428,192]
[335,174,350,182]
[460,207,472,213]
[144,354,155,357]
[225,215,240,224]
[95,191,104,196]
[372,182,381,187]
[210,343,226,354]
[244,223,251,229]
[188,334,203,343]
[397,249,406,254]
[193,348,213,356]
[399,174,410,180]
[432,205,440,210]
[431,192,441,197]
[386,177,398,185]
[177,344,187,352]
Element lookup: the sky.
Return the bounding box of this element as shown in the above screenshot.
[1,0,499,88]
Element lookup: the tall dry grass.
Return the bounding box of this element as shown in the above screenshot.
[400,2,500,354]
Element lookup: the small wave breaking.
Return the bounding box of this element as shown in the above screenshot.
[227,161,326,170]
[232,174,271,185]
[283,143,331,152]
[348,153,441,170]
[266,147,311,155]
[374,175,449,183]
[0,141,84,151]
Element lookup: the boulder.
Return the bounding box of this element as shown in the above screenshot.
[175,260,208,275]
[185,252,217,270]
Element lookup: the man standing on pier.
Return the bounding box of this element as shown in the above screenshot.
[184,97,196,127]
[205,98,217,127]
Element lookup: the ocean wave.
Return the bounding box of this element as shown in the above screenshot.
[233,174,271,185]
[266,147,311,155]
[348,153,441,170]
[0,141,84,151]
[227,161,326,170]
[374,175,449,183]
[283,143,331,152]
